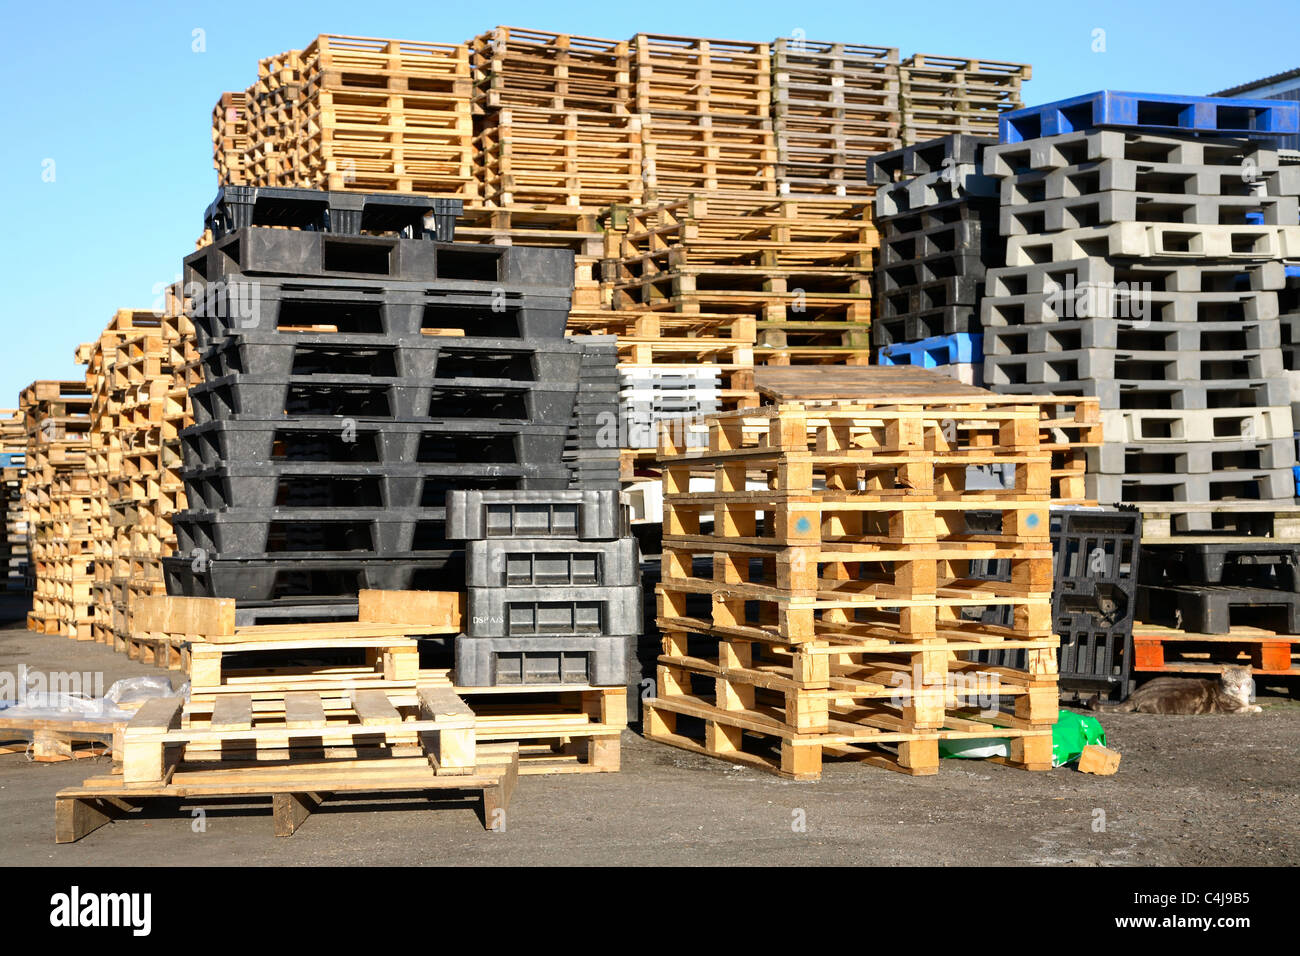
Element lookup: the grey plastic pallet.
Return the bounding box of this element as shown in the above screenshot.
[984,257,1284,297]
[1089,469,1296,506]
[983,347,1284,388]
[465,537,641,588]
[983,128,1282,178]
[1002,223,1300,265]
[988,374,1290,411]
[189,227,575,288]
[180,418,571,470]
[999,190,1299,236]
[982,317,1282,356]
[996,156,1300,206]
[186,280,572,346]
[1086,438,1296,475]
[1095,404,1295,443]
[446,489,626,541]
[454,634,634,687]
[187,373,579,424]
[466,585,642,638]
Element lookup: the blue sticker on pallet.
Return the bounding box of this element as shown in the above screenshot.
[999,90,1300,143]
[878,333,982,368]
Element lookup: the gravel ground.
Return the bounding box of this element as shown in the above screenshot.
[2,599,1296,867]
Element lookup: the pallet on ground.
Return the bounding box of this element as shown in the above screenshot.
[0,714,121,763]
[420,669,626,774]
[1131,624,1300,676]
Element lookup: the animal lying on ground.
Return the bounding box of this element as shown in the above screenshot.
[1091,665,1261,715]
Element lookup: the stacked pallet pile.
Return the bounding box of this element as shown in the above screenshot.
[20,381,93,636]
[55,590,522,843]
[0,409,26,590]
[644,382,1061,779]
[230,36,478,199]
[770,39,900,197]
[983,93,1300,537]
[168,188,619,623]
[633,33,776,201]
[212,91,250,186]
[866,134,1002,384]
[898,55,1030,145]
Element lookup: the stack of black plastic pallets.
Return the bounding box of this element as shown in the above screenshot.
[968,507,1142,702]
[1137,539,1300,634]
[446,489,640,688]
[866,134,1002,385]
[166,186,618,624]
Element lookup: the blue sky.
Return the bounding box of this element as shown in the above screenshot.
[1,0,1295,404]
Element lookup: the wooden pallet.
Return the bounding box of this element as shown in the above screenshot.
[1132,624,1300,676]
[421,669,626,774]
[898,54,1030,143]
[472,27,632,115]
[0,715,121,762]
[56,741,519,842]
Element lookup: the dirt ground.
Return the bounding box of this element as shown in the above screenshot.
[2,598,1296,867]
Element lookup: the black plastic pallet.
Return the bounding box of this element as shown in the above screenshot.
[446,489,627,541]
[163,553,466,602]
[174,507,456,557]
[454,634,635,687]
[465,537,641,588]
[1136,583,1300,634]
[197,331,588,385]
[181,418,571,470]
[865,134,995,186]
[871,306,982,346]
[1139,541,1300,590]
[188,227,573,288]
[186,282,573,348]
[204,185,463,242]
[187,373,580,425]
[181,461,572,511]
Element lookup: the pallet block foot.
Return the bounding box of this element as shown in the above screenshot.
[273,791,322,837]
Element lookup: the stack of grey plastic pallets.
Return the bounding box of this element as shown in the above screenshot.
[166,187,617,623]
[446,489,640,687]
[980,129,1300,532]
[619,367,720,450]
[865,134,1002,386]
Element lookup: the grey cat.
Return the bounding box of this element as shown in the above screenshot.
[1092,666,1261,715]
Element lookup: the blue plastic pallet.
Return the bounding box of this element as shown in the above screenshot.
[999,90,1300,143]
[878,333,982,368]
[1293,464,1300,497]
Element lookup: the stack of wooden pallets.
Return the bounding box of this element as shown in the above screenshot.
[19,381,93,637]
[212,91,250,186]
[633,33,776,201]
[643,398,1060,779]
[770,39,900,197]
[898,54,1030,144]
[243,49,307,188]
[605,193,877,367]
[55,590,520,843]
[0,409,26,590]
[472,27,640,208]
[76,314,137,644]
